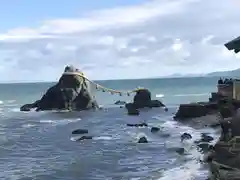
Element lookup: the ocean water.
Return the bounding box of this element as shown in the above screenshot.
[0,76,221,180]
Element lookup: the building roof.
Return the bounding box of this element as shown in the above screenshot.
[224,36,240,53]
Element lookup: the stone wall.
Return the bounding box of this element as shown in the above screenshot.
[218,84,233,99]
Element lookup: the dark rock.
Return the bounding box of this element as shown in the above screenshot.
[126,103,140,116]
[174,102,216,120]
[203,151,215,162]
[20,65,99,112]
[20,104,34,111]
[151,127,160,133]
[133,89,152,108]
[76,136,93,141]
[219,105,235,118]
[20,100,40,112]
[201,133,214,143]
[175,147,185,155]
[150,100,166,108]
[114,100,126,105]
[160,133,171,138]
[127,123,148,127]
[209,123,220,128]
[174,98,240,120]
[125,89,167,115]
[197,143,210,153]
[72,129,88,134]
[138,136,148,143]
[181,133,192,141]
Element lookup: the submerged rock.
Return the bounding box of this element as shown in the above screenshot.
[114,100,126,105]
[180,133,192,141]
[175,147,185,155]
[150,127,161,133]
[209,123,220,128]
[76,136,93,141]
[197,143,211,153]
[138,136,148,143]
[72,129,88,135]
[201,133,214,143]
[160,133,171,138]
[20,101,38,111]
[127,104,140,116]
[127,123,148,127]
[20,65,99,112]
[150,100,166,108]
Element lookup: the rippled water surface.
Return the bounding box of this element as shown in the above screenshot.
[0,77,221,180]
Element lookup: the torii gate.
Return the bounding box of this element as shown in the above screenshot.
[225,36,240,53]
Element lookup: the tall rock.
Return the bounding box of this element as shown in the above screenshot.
[20,65,99,111]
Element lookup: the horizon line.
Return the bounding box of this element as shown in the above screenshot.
[0,75,224,85]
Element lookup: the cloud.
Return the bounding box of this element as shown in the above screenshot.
[0,0,240,82]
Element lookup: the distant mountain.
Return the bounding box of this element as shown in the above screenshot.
[207,68,240,78]
[166,73,206,78]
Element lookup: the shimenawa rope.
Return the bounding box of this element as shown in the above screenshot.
[63,71,145,96]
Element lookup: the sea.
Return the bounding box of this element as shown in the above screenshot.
[0,76,222,180]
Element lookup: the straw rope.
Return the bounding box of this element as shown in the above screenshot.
[62,72,145,96]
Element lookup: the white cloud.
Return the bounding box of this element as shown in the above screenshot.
[0,0,240,82]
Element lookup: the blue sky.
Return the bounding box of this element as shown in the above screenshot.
[0,0,146,31]
[0,0,240,82]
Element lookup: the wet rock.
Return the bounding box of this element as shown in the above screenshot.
[126,104,140,116]
[197,143,210,153]
[127,123,148,127]
[174,102,217,120]
[133,89,152,108]
[160,133,171,138]
[20,104,33,111]
[20,100,40,111]
[201,133,214,143]
[20,65,99,112]
[175,147,185,155]
[164,107,168,112]
[114,100,126,105]
[76,136,93,141]
[181,133,192,141]
[150,100,166,108]
[150,127,160,133]
[209,123,220,128]
[126,88,167,110]
[203,151,215,163]
[72,129,88,135]
[138,136,148,143]
[219,105,235,119]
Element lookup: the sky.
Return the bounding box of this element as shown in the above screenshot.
[1,0,240,82]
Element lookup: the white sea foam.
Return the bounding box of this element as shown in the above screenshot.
[173,93,209,97]
[158,119,218,180]
[156,94,164,98]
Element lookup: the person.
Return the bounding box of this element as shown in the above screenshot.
[218,78,223,84]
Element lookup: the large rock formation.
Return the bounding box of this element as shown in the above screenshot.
[20,65,99,111]
[174,91,240,120]
[125,88,167,115]
[207,109,240,180]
